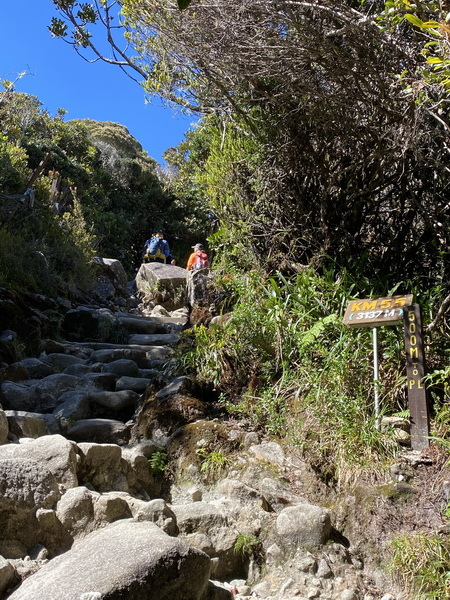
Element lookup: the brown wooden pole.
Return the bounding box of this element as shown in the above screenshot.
[403,305,430,451]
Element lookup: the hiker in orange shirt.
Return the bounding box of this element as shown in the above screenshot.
[186,243,209,271]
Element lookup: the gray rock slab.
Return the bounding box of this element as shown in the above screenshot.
[116,315,159,334]
[93,257,128,294]
[155,376,193,399]
[136,263,188,311]
[119,496,178,535]
[249,441,286,467]
[0,381,38,411]
[88,390,139,411]
[80,372,118,390]
[77,443,126,493]
[53,391,91,422]
[55,486,97,538]
[102,359,140,377]
[19,357,56,379]
[35,373,84,412]
[0,434,78,490]
[88,348,156,368]
[4,411,48,439]
[41,353,85,372]
[115,376,151,393]
[62,363,95,376]
[276,503,331,550]
[136,262,188,287]
[146,346,173,361]
[67,419,131,445]
[0,457,60,510]
[216,479,268,509]
[128,333,180,346]
[172,501,228,534]
[7,520,211,600]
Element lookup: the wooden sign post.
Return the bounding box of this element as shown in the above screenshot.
[403,305,430,451]
[343,295,430,449]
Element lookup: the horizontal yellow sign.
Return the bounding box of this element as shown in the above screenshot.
[343,295,413,327]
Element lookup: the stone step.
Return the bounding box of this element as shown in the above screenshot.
[128,333,180,346]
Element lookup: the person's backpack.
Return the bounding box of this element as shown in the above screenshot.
[193,250,209,270]
[146,237,166,261]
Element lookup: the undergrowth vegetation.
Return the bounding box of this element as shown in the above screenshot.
[391,532,450,600]
[180,265,448,487]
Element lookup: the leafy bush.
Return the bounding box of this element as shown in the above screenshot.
[234,534,262,560]
[148,451,169,475]
[196,446,229,479]
[181,267,405,484]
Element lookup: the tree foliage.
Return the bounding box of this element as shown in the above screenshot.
[0,87,210,295]
[48,0,450,292]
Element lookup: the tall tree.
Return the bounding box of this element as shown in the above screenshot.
[49,0,450,286]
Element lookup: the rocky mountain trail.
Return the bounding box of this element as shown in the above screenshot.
[0,259,445,599]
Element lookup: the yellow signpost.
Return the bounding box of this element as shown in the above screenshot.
[343,295,429,450]
[343,295,413,327]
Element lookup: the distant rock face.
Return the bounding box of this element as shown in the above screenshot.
[6,520,211,600]
[136,263,188,311]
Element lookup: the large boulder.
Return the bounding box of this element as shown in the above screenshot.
[0,435,78,491]
[1,358,54,382]
[136,263,188,311]
[172,502,245,580]
[88,389,139,412]
[102,359,140,378]
[0,457,61,554]
[116,315,159,334]
[76,442,127,493]
[114,495,178,535]
[276,503,332,550]
[52,391,91,423]
[7,520,211,600]
[185,269,219,325]
[67,419,132,445]
[128,333,180,346]
[0,457,60,510]
[40,353,85,372]
[34,373,85,412]
[186,269,214,310]
[5,411,49,439]
[55,486,132,541]
[115,376,152,393]
[0,381,38,412]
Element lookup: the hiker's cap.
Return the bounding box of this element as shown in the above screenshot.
[192,243,203,249]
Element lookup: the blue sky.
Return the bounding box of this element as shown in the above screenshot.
[0,0,194,164]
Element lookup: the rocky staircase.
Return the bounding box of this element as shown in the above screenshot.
[0,263,401,600]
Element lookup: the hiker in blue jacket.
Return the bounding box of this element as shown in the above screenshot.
[142,232,176,264]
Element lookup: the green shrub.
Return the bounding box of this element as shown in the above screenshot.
[196,446,229,479]
[234,534,262,560]
[148,451,169,475]
[391,532,450,599]
[182,267,403,485]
